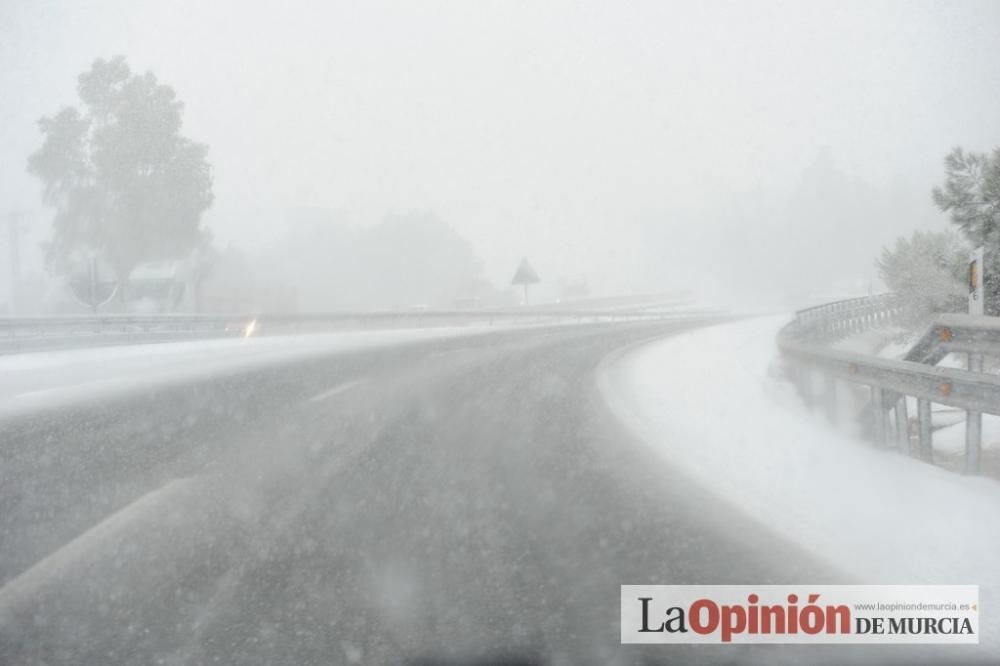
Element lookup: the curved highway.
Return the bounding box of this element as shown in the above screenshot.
[0,321,890,665]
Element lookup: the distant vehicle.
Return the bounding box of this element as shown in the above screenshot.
[123,261,187,312]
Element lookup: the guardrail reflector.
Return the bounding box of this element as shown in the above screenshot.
[939,327,952,342]
[938,382,952,397]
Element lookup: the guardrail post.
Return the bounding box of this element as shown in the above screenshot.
[894,397,910,455]
[872,387,887,446]
[966,411,982,475]
[917,398,933,462]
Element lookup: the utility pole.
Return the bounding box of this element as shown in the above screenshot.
[6,211,27,314]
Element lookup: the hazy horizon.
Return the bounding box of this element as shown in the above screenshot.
[3,0,999,307]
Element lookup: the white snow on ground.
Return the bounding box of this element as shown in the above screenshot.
[829,325,908,355]
[0,326,498,418]
[600,315,1000,654]
[933,412,1000,456]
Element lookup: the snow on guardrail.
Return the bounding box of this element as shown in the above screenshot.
[777,294,1000,475]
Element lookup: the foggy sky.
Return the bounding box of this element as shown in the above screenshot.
[2,0,999,301]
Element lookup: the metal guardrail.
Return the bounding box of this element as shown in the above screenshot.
[904,313,1000,365]
[0,308,699,355]
[778,295,1000,475]
[0,314,245,354]
[790,293,905,339]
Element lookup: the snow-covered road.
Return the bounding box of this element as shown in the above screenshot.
[0,326,497,418]
[9,319,831,665]
[1,316,992,664]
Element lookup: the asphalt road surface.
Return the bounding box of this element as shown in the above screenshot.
[0,322,949,665]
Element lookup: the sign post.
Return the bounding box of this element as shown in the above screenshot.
[965,246,985,473]
[69,255,118,313]
[511,258,540,306]
[968,247,985,316]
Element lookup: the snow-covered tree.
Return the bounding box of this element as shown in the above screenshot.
[877,230,968,317]
[933,147,1000,312]
[28,56,214,281]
